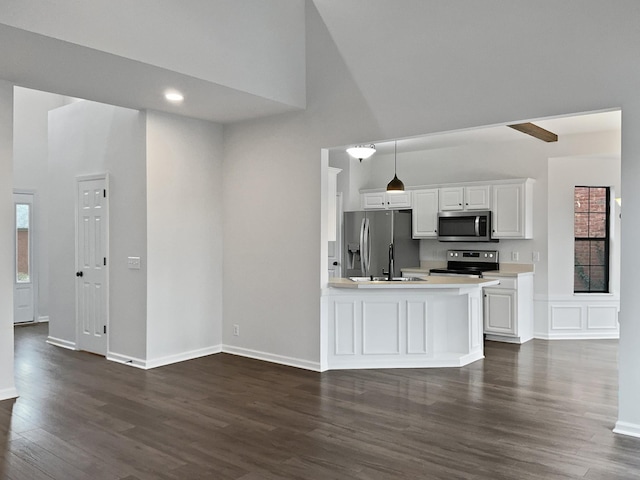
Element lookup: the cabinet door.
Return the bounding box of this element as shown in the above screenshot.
[387,191,412,209]
[465,185,491,210]
[412,189,439,238]
[362,192,386,210]
[439,187,464,211]
[492,183,524,238]
[484,288,516,335]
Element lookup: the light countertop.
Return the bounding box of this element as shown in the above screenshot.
[402,262,535,278]
[328,276,499,290]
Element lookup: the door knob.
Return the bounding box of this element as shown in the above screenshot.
[76,271,83,277]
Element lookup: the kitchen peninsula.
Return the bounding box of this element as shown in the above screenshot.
[321,276,498,370]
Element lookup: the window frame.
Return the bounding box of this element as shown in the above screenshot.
[574,186,610,294]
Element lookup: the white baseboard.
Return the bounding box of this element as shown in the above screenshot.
[106,352,147,369]
[327,351,484,370]
[144,345,223,370]
[46,336,77,350]
[223,345,321,372]
[107,345,223,370]
[37,316,49,323]
[613,421,640,438]
[534,331,619,340]
[0,387,18,401]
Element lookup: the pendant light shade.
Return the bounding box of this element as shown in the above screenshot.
[387,174,405,192]
[346,144,376,161]
[387,141,405,192]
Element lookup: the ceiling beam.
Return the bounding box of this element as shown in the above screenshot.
[507,122,558,142]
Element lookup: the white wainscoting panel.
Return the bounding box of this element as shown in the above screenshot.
[535,295,619,339]
[363,300,400,355]
[550,305,582,330]
[587,305,618,330]
[334,300,356,355]
[407,301,428,354]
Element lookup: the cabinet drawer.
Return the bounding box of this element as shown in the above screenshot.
[484,276,517,289]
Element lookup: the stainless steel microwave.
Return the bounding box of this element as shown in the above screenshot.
[437,210,496,242]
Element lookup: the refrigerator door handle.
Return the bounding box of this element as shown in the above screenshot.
[364,218,371,275]
[359,218,367,275]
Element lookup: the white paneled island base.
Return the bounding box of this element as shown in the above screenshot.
[321,277,499,371]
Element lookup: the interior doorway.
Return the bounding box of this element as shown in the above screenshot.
[75,174,109,356]
[13,191,35,324]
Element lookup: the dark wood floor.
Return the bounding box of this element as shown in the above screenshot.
[1,324,640,479]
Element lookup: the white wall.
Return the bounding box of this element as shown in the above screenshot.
[13,87,67,321]
[222,2,640,431]
[0,0,306,109]
[47,100,147,360]
[145,110,224,366]
[541,154,621,339]
[0,80,16,400]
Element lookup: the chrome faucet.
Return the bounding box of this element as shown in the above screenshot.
[388,243,395,281]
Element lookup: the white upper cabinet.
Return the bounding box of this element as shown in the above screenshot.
[362,191,412,210]
[464,185,491,210]
[439,187,464,211]
[412,189,439,238]
[440,185,490,211]
[362,192,386,209]
[491,179,534,239]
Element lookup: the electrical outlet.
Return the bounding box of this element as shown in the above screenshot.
[532,251,540,262]
[511,251,519,262]
[233,324,240,336]
[127,256,141,269]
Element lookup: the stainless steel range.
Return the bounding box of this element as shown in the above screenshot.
[429,249,499,278]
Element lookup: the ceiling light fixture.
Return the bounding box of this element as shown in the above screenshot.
[165,91,184,103]
[346,144,376,162]
[386,141,405,193]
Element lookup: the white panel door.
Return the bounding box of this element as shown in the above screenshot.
[13,192,35,323]
[76,176,108,355]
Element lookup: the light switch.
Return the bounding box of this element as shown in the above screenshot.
[127,257,141,269]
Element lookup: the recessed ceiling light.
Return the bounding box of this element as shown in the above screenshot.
[165,91,184,103]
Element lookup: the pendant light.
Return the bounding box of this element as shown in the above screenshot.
[346,144,376,162]
[387,141,405,192]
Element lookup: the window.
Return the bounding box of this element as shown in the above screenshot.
[574,186,610,293]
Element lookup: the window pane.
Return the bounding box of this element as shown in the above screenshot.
[574,268,590,291]
[16,203,30,283]
[575,187,589,213]
[590,187,607,213]
[574,213,589,237]
[588,213,607,238]
[589,266,607,292]
[574,240,590,266]
[589,241,607,266]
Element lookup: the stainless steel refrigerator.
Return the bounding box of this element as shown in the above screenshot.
[343,209,420,278]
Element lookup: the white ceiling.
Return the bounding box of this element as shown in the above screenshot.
[0,22,303,124]
[336,110,621,155]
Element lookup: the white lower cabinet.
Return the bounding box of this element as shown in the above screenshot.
[484,288,516,335]
[482,273,533,343]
